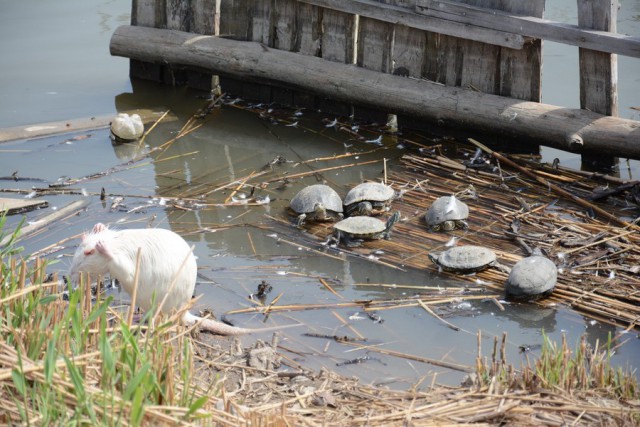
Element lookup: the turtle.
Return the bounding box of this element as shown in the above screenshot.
[424,195,469,231]
[428,245,497,273]
[290,184,343,226]
[505,253,557,301]
[343,182,395,217]
[110,113,144,141]
[332,211,401,247]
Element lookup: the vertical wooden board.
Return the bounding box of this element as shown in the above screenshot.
[389,0,427,77]
[578,0,618,117]
[132,0,157,27]
[295,3,322,56]
[321,9,356,64]
[251,0,274,44]
[220,0,250,39]
[453,0,502,95]
[356,0,393,73]
[460,40,499,93]
[130,0,166,82]
[273,0,297,51]
[166,0,192,31]
[423,31,463,86]
[495,0,544,101]
[191,0,218,35]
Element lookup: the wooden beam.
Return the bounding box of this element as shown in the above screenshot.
[297,0,527,49]
[416,0,640,58]
[110,25,640,158]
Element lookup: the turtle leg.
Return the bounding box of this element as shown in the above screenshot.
[296,213,307,227]
[343,234,364,247]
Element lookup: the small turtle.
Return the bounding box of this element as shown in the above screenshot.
[428,245,497,273]
[290,184,343,226]
[332,211,401,247]
[425,195,469,231]
[343,182,395,217]
[505,253,557,301]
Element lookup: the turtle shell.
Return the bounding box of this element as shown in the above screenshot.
[505,256,557,301]
[333,216,387,238]
[429,245,496,273]
[424,196,469,229]
[290,184,343,215]
[344,182,394,215]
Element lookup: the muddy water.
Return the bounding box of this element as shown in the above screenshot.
[1,0,639,387]
[2,84,639,387]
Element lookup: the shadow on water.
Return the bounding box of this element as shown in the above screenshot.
[2,79,639,388]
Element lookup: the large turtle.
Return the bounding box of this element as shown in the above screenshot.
[332,211,401,247]
[343,182,395,217]
[428,245,498,273]
[290,184,343,226]
[424,195,469,231]
[505,252,557,301]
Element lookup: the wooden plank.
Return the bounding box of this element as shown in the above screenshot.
[390,0,427,78]
[220,0,250,39]
[0,198,48,216]
[300,0,526,49]
[191,0,219,35]
[273,0,298,51]
[295,2,322,56]
[0,110,172,143]
[0,199,90,247]
[110,25,640,158]
[356,1,393,72]
[495,0,543,101]
[321,9,356,63]
[250,0,274,44]
[416,0,640,58]
[166,0,192,31]
[131,0,160,27]
[578,0,618,117]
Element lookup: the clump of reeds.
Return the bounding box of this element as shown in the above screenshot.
[475,330,638,400]
[0,217,221,425]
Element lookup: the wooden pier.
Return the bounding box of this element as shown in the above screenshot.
[110,0,640,158]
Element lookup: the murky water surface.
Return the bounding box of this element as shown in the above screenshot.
[0,0,639,387]
[3,89,639,386]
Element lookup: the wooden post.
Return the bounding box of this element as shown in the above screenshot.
[578,0,619,171]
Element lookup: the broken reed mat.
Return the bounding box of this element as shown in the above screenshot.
[301,141,640,331]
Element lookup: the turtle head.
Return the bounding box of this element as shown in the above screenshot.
[354,201,373,216]
[313,202,327,218]
[427,252,440,266]
[384,211,401,233]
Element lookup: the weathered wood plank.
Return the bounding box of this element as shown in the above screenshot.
[0,198,48,216]
[166,0,193,31]
[110,25,640,158]
[321,9,356,63]
[220,0,250,39]
[357,1,393,72]
[273,0,298,51]
[300,0,525,49]
[417,0,640,58]
[295,3,322,56]
[191,0,219,35]
[251,0,273,44]
[0,199,91,247]
[578,0,618,117]
[390,0,427,78]
[494,0,543,101]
